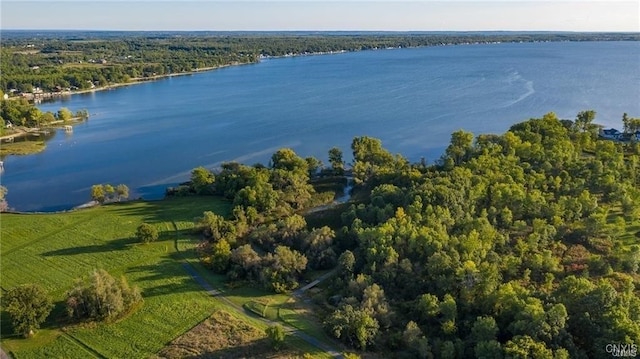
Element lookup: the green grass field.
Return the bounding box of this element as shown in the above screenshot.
[1,196,341,358]
[0,197,231,358]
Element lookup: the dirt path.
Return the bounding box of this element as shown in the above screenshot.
[172,221,343,358]
[294,269,337,297]
[180,261,343,358]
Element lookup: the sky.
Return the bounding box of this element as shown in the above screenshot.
[1,1,638,32]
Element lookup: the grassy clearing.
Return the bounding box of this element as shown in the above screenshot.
[244,300,280,321]
[0,197,231,357]
[225,285,340,355]
[618,220,640,250]
[4,333,99,359]
[225,287,291,314]
[607,208,640,250]
[2,195,338,358]
[157,310,269,358]
[278,298,335,345]
[156,309,311,359]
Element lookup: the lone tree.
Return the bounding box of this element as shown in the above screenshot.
[575,110,596,133]
[328,147,345,175]
[4,284,53,337]
[136,223,158,243]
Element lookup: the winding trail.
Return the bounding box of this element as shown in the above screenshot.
[180,262,343,358]
[171,222,343,358]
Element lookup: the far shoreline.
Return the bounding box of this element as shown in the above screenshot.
[22,46,419,103]
[27,62,254,102]
[16,37,628,103]
[32,49,361,101]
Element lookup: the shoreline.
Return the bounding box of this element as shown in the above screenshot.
[9,39,570,103]
[0,116,86,141]
[22,48,378,102]
[29,62,255,101]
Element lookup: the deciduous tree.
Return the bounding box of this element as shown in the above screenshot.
[4,284,53,337]
[91,184,106,203]
[191,166,215,194]
[329,147,345,175]
[57,107,73,122]
[115,184,129,201]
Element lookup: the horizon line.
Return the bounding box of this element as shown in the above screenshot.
[3,29,639,33]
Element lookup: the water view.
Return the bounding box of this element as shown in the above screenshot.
[3,41,639,211]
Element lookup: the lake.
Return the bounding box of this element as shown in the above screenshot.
[2,41,639,211]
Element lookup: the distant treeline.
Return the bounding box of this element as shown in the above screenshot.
[2,32,638,93]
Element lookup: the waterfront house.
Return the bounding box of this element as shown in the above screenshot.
[599,128,622,140]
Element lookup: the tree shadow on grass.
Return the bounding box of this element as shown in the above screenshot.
[40,236,138,256]
[126,259,188,282]
[140,279,201,298]
[39,227,181,257]
[125,259,205,298]
[106,197,232,227]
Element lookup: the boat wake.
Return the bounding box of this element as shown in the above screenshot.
[502,71,535,108]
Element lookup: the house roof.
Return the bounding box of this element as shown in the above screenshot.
[602,128,621,134]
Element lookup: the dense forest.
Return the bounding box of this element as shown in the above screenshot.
[2,32,639,93]
[182,111,640,358]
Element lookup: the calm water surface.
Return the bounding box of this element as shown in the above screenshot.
[3,41,639,211]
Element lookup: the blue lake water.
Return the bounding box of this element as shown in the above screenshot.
[2,41,639,211]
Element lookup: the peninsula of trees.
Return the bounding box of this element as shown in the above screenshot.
[0,95,88,156]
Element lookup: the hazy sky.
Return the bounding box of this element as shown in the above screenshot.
[1,1,638,32]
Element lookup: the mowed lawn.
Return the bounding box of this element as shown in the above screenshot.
[0,197,231,358]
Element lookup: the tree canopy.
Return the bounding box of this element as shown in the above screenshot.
[4,284,53,337]
[177,110,638,357]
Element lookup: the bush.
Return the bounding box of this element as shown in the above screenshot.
[136,223,158,243]
[66,269,142,321]
[265,324,286,350]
